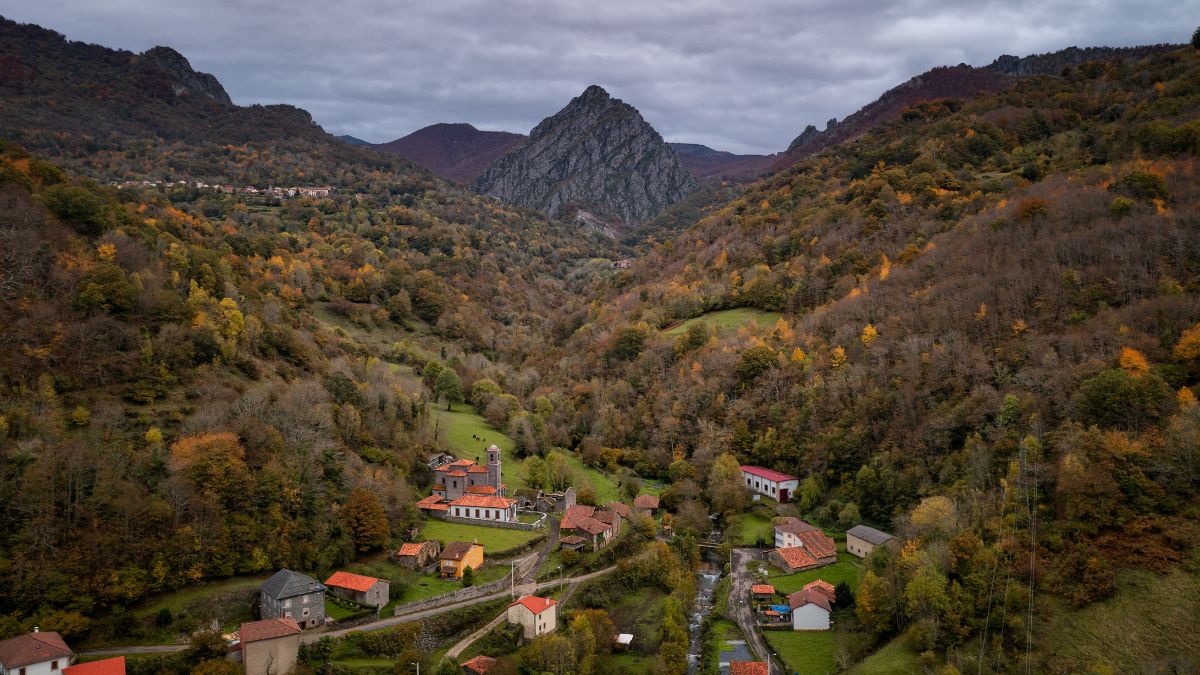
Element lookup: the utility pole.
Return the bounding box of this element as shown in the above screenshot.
[412,662,419,675]
[510,560,515,598]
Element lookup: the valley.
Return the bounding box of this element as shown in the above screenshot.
[0,11,1199,675]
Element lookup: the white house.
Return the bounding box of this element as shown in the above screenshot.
[446,494,517,522]
[788,585,832,631]
[846,524,895,558]
[740,465,800,502]
[0,630,73,675]
[506,596,558,639]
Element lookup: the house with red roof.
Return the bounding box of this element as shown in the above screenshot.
[771,518,837,571]
[729,662,768,675]
[632,494,659,513]
[505,596,557,639]
[239,619,301,675]
[788,585,832,630]
[459,655,496,674]
[0,630,73,675]
[559,504,621,550]
[740,465,799,502]
[392,541,440,570]
[62,657,123,675]
[324,571,389,609]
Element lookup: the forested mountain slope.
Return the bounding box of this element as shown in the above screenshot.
[531,47,1200,671]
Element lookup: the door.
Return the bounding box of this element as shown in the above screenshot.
[779,488,789,502]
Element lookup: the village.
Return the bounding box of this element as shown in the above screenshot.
[112,180,336,199]
[1,426,898,675]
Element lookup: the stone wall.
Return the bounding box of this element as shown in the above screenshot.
[432,512,545,531]
[390,553,539,617]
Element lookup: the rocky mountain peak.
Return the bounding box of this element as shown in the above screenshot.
[472,85,698,228]
[140,46,232,105]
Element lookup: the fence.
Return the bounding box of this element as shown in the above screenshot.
[391,552,539,617]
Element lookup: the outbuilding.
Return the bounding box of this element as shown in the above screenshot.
[846,524,895,559]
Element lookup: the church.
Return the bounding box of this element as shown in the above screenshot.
[416,445,518,523]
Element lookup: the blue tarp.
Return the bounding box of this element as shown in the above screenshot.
[769,604,791,614]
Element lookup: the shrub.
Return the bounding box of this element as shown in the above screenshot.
[1016,197,1049,221]
[1116,171,1169,200]
[42,183,108,235]
[1109,196,1135,217]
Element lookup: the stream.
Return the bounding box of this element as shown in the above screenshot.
[687,567,721,674]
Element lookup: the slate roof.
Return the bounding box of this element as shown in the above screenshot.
[261,569,324,600]
[847,524,895,546]
[63,657,124,675]
[240,618,301,643]
[0,631,72,668]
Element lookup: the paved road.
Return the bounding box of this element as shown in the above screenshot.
[79,645,188,656]
[729,548,782,675]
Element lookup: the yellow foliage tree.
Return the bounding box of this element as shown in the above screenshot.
[1118,346,1149,377]
[830,346,847,369]
[861,323,878,346]
[1174,323,1200,364]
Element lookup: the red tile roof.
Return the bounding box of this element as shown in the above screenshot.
[788,587,832,612]
[804,579,836,600]
[450,495,516,508]
[416,495,449,511]
[560,504,596,529]
[467,465,489,473]
[239,618,301,643]
[445,470,468,477]
[740,465,798,483]
[324,570,381,593]
[774,516,819,535]
[508,595,557,616]
[465,485,499,495]
[795,530,837,560]
[460,655,496,674]
[396,542,425,557]
[751,584,775,595]
[729,663,768,675]
[633,494,659,509]
[775,546,819,571]
[64,657,124,675]
[0,631,72,668]
[606,502,632,518]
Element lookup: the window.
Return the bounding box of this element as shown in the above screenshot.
[284,599,291,608]
[302,595,308,604]
[20,668,26,675]
[51,662,58,671]
[303,608,310,617]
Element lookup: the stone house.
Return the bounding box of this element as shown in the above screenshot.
[846,524,895,559]
[260,569,325,629]
[324,571,389,609]
[393,541,440,570]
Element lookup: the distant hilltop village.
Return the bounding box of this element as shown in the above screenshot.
[113,180,340,198]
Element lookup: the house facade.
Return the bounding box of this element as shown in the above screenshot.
[324,571,389,609]
[0,630,73,675]
[506,596,557,639]
[846,524,895,558]
[740,465,800,502]
[788,587,832,630]
[446,495,518,522]
[772,518,837,571]
[440,541,484,578]
[259,569,325,628]
[239,618,301,675]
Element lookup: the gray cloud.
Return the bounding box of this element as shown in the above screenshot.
[1,0,1191,153]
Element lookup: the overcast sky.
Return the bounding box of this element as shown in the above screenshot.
[1,1,1191,154]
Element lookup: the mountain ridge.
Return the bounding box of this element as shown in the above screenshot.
[374,122,526,184]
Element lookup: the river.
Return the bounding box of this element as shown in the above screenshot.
[687,567,722,674]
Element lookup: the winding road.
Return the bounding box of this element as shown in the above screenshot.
[729,548,783,675]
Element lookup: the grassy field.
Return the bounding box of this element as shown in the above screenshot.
[430,403,621,504]
[737,513,775,546]
[847,636,921,674]
[430,403,526,489]
[418,519,543,556]
[1038,567,1200,671]
[131,575,265,619]
[663,308,783,336]
[768,548,863,595]
[765,629,837,675]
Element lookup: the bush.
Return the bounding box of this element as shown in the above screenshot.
[41,183,108,235]
[1116,171,1169,200]
[1109,196,1135,217]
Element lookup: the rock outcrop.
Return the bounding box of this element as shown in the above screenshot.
[472,85,697,227]
[139,46,232,105]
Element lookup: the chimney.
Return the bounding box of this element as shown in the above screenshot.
[33,627,39,632]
